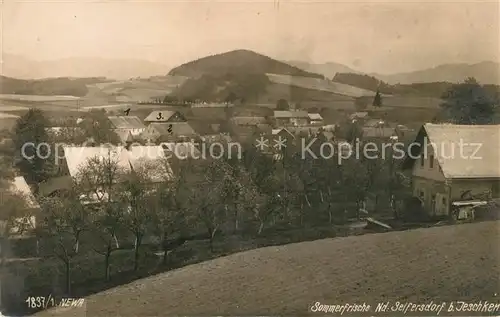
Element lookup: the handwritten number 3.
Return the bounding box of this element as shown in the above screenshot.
[157,112,164,120]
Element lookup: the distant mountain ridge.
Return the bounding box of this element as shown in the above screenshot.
[1,53,171,80]
[285,60,361,79]
[288,60,500,85]
[0,75,108,96]
[371,61,500,85]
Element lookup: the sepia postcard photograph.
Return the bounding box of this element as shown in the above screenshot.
[0,0,499,316]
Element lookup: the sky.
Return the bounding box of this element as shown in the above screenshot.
[1,0,499,74]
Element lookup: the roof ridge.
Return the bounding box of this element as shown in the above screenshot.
[425,123,500,128]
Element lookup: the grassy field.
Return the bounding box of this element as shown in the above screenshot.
[36,221,500,317]
[266,73,376,98]
[0,94,81,102]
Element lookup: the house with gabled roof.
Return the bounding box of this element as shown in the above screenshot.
[349,112,369,122]
[307,113,323,125]
[40,145,173,199]
[273,110,309,127]
[115,130,134,144]
[402,123,500,218]
[270,128,296,148]
[141,122,198,143]
[64,145,132,178]
[189,121,221,140]
[108,116,146,137]
[144,110,186,123]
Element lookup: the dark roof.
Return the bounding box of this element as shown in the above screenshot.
[144,110,186,122]
[230,116,268,125]
[189,121,218,136]
[274,110,309,119]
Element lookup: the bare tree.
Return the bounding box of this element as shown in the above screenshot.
[150,179,186,265]
[39,187,88,295]
[185,160,229,252]
[119,167,155,271]
[75,153,127,281]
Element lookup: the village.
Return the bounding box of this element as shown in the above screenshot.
[0,83,499,314]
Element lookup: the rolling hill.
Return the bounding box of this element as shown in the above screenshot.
[36,221,500,316]
[372,61,500,85]
[167,50,375,103]
[0,76,108,97]
[168,49,324,79]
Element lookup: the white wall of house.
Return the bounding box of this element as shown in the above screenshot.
[117,128,145,136]
[411,142,499,216]
[412,143,445,182]
[411,143,449,216]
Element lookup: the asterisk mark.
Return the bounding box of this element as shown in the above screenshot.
[274,135,287,150]
[255,136,269,151]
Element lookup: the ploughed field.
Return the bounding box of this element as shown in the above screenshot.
[34,221,500,316]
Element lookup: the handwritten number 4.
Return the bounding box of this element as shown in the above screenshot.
[124,108,131,116]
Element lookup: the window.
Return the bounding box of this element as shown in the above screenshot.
[442,197,447,205]
[420,155,425,167]
[429,155,434,168]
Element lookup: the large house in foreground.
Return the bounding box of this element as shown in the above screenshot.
[39,145,172,197]
[402,123,500,217]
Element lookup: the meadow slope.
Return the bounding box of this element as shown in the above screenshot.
[37,221,500,317]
